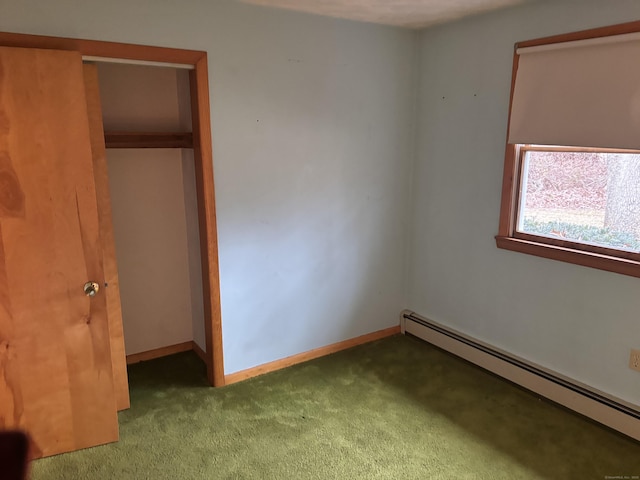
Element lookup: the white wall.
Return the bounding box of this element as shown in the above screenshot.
[107,149,196,355]
[0,0,416,374]
[410,0,640,406]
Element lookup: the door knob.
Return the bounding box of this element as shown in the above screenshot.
[83,281,100,297]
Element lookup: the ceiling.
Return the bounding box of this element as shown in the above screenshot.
[240,0,529,29]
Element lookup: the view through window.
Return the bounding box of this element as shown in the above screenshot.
[516,148,640,254]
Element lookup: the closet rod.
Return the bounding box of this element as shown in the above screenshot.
[83,55,194,70]
[104,132,193,149]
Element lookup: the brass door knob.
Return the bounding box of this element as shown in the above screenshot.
[83,281,100,297]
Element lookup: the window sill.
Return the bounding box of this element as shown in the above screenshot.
[495,236,640,278]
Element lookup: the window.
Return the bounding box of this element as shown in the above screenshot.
[496,23,640,278]
[517,146,640,255]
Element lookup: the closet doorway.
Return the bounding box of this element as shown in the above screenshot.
[81,46,225,398]
[95,61,210,387]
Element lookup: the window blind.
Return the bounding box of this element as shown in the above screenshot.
[508,33,640,150]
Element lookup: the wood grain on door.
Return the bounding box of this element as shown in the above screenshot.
[0,47,118,458]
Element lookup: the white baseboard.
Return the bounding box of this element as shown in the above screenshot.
[401,310,640,442]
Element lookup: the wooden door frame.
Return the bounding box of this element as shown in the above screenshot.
[0,31,225,387]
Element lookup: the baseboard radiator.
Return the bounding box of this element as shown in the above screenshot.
[401,310,640,442]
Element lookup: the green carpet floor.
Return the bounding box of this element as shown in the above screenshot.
[31,335,640,479]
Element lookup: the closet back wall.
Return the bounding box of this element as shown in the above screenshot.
[98,63,206,355]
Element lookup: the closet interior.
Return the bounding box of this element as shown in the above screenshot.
[94,61,207,370]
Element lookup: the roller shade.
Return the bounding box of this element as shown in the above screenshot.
[508,33,640,150]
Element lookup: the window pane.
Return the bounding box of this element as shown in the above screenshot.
[517,150,640,252]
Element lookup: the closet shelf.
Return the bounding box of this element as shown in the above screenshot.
[104,132,193,149]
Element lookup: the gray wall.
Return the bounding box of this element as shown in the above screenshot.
[410,0,640,405]
[0,0,416,374]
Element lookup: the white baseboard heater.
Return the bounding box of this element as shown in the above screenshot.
[401,310,640,442]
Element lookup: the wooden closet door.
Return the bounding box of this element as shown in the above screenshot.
[83,63,130,412]
[0,46,118,458]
